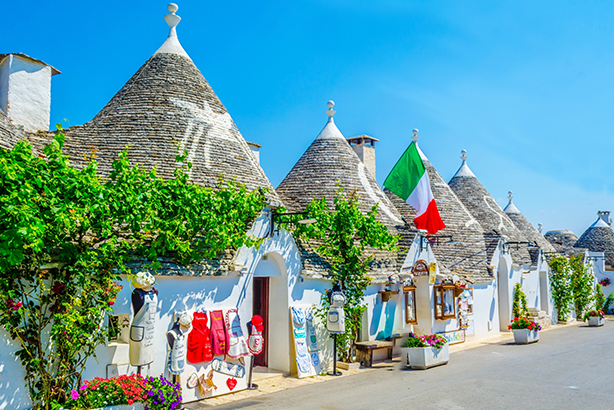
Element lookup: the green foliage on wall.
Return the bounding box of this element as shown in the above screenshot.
[548,256,574,322]
[284,187,399,362]
[512,282,529,318]
[0,128,266,409]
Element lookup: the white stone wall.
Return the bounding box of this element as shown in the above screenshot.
[1,55,52,132]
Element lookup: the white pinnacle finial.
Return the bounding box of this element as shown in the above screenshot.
[538,223,543,234]
[412,128,419,142]
[164,3,181,37]
[508,191,513,202]
[155,3,191,59]
[461,149,467,161]
[326,100,336,118]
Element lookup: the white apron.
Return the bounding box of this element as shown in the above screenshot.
[167,328,187,375]
[225,309,250,359]
[327,292,345,334]
[129,290,157,366]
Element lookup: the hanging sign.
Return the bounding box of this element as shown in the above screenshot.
[412,260,429,276]
[429,262,437,284]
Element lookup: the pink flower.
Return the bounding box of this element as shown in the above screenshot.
[70,389,79,400]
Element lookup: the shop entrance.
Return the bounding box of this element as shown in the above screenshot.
[252,277,269,367]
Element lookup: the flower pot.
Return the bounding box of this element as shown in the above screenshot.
[379,291,391,302]
[92,404,146,410]
[400,344,449,369]
[588,316,605,327]
[512,328,539,344]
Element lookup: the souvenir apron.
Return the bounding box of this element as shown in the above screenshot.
[225,309,250,359]
[129,289,157,366]
[247,317,264,355]
[187,311,213,363]
[327,292,345,334]
[167,328,187,375]
[210,310,228,356]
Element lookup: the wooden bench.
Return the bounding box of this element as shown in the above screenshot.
[354,340,394,367]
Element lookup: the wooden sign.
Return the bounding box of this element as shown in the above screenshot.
[412,260,429,276]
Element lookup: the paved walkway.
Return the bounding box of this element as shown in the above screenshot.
[187,320,612,409]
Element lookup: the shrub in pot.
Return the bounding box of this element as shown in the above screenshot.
[60,374,182,410]
[400,333,449,370]
[508,317,541,344]
[583,310,605,327]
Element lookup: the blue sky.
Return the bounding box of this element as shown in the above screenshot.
[8,1,614,235]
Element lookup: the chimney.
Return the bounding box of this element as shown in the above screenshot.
[0,53,60,133]
[347,135,378,179]
[598,211,611,226]
[246,141,261,164]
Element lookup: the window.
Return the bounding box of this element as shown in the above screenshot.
[434,284,456,320]
[404,285,417,324]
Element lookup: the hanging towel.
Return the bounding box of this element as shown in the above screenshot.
[225,309,250,359]
[210,310,228,356]
[187,312,213,363]
[305,307,319,352]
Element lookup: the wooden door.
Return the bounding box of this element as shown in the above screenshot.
[252,277,269,367]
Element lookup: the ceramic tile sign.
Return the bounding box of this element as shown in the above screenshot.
[290,305,321,378]
[437,329,465,345]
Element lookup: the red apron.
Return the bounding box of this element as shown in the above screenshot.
[187,311,213,363]
[210,309,228,356]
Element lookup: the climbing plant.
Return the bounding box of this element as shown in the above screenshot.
[594,284,606,313]
[285,187,399,362]
[548,256,574,322]
[0,127,267,409]
[512,282,529,318]
[569,254,595,319]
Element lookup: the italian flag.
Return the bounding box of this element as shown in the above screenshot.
[384,142,446,235]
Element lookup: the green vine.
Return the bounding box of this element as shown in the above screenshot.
[569,255,594,319]
[0,127,266,409]
[595,284,606,313]
[512,282,528,318]
[548,256,574,322]
[284,187,398,362]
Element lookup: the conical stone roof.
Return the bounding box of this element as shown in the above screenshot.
[276,103,412,281]
[574,213,614,268]
[277,103,403,228]
[503,191,556,256]
[544,230,579,254]
[385,142,495,284]
[57,9,280,205]
[448,151,532,267]
[0,110,28,151]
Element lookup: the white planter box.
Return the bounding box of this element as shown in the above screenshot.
[513,328,540,344]
[400,344,449,370]
[93,404,145,410]
[588,316,605,327]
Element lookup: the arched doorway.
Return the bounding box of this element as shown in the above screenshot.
[252,253,290,373]
[497,257,511,331]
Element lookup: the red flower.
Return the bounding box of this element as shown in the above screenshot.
[528,326,532,330]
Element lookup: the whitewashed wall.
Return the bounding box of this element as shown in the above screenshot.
[0,55,52,132]
[0,212,335,409]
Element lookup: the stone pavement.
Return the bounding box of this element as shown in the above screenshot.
[184,320,582,409]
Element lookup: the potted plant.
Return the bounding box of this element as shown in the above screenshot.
[508,317,541,344]
[60,374,182,410]
[599,277,611,287]
[400,333,449,369]
[584,310,606,327]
